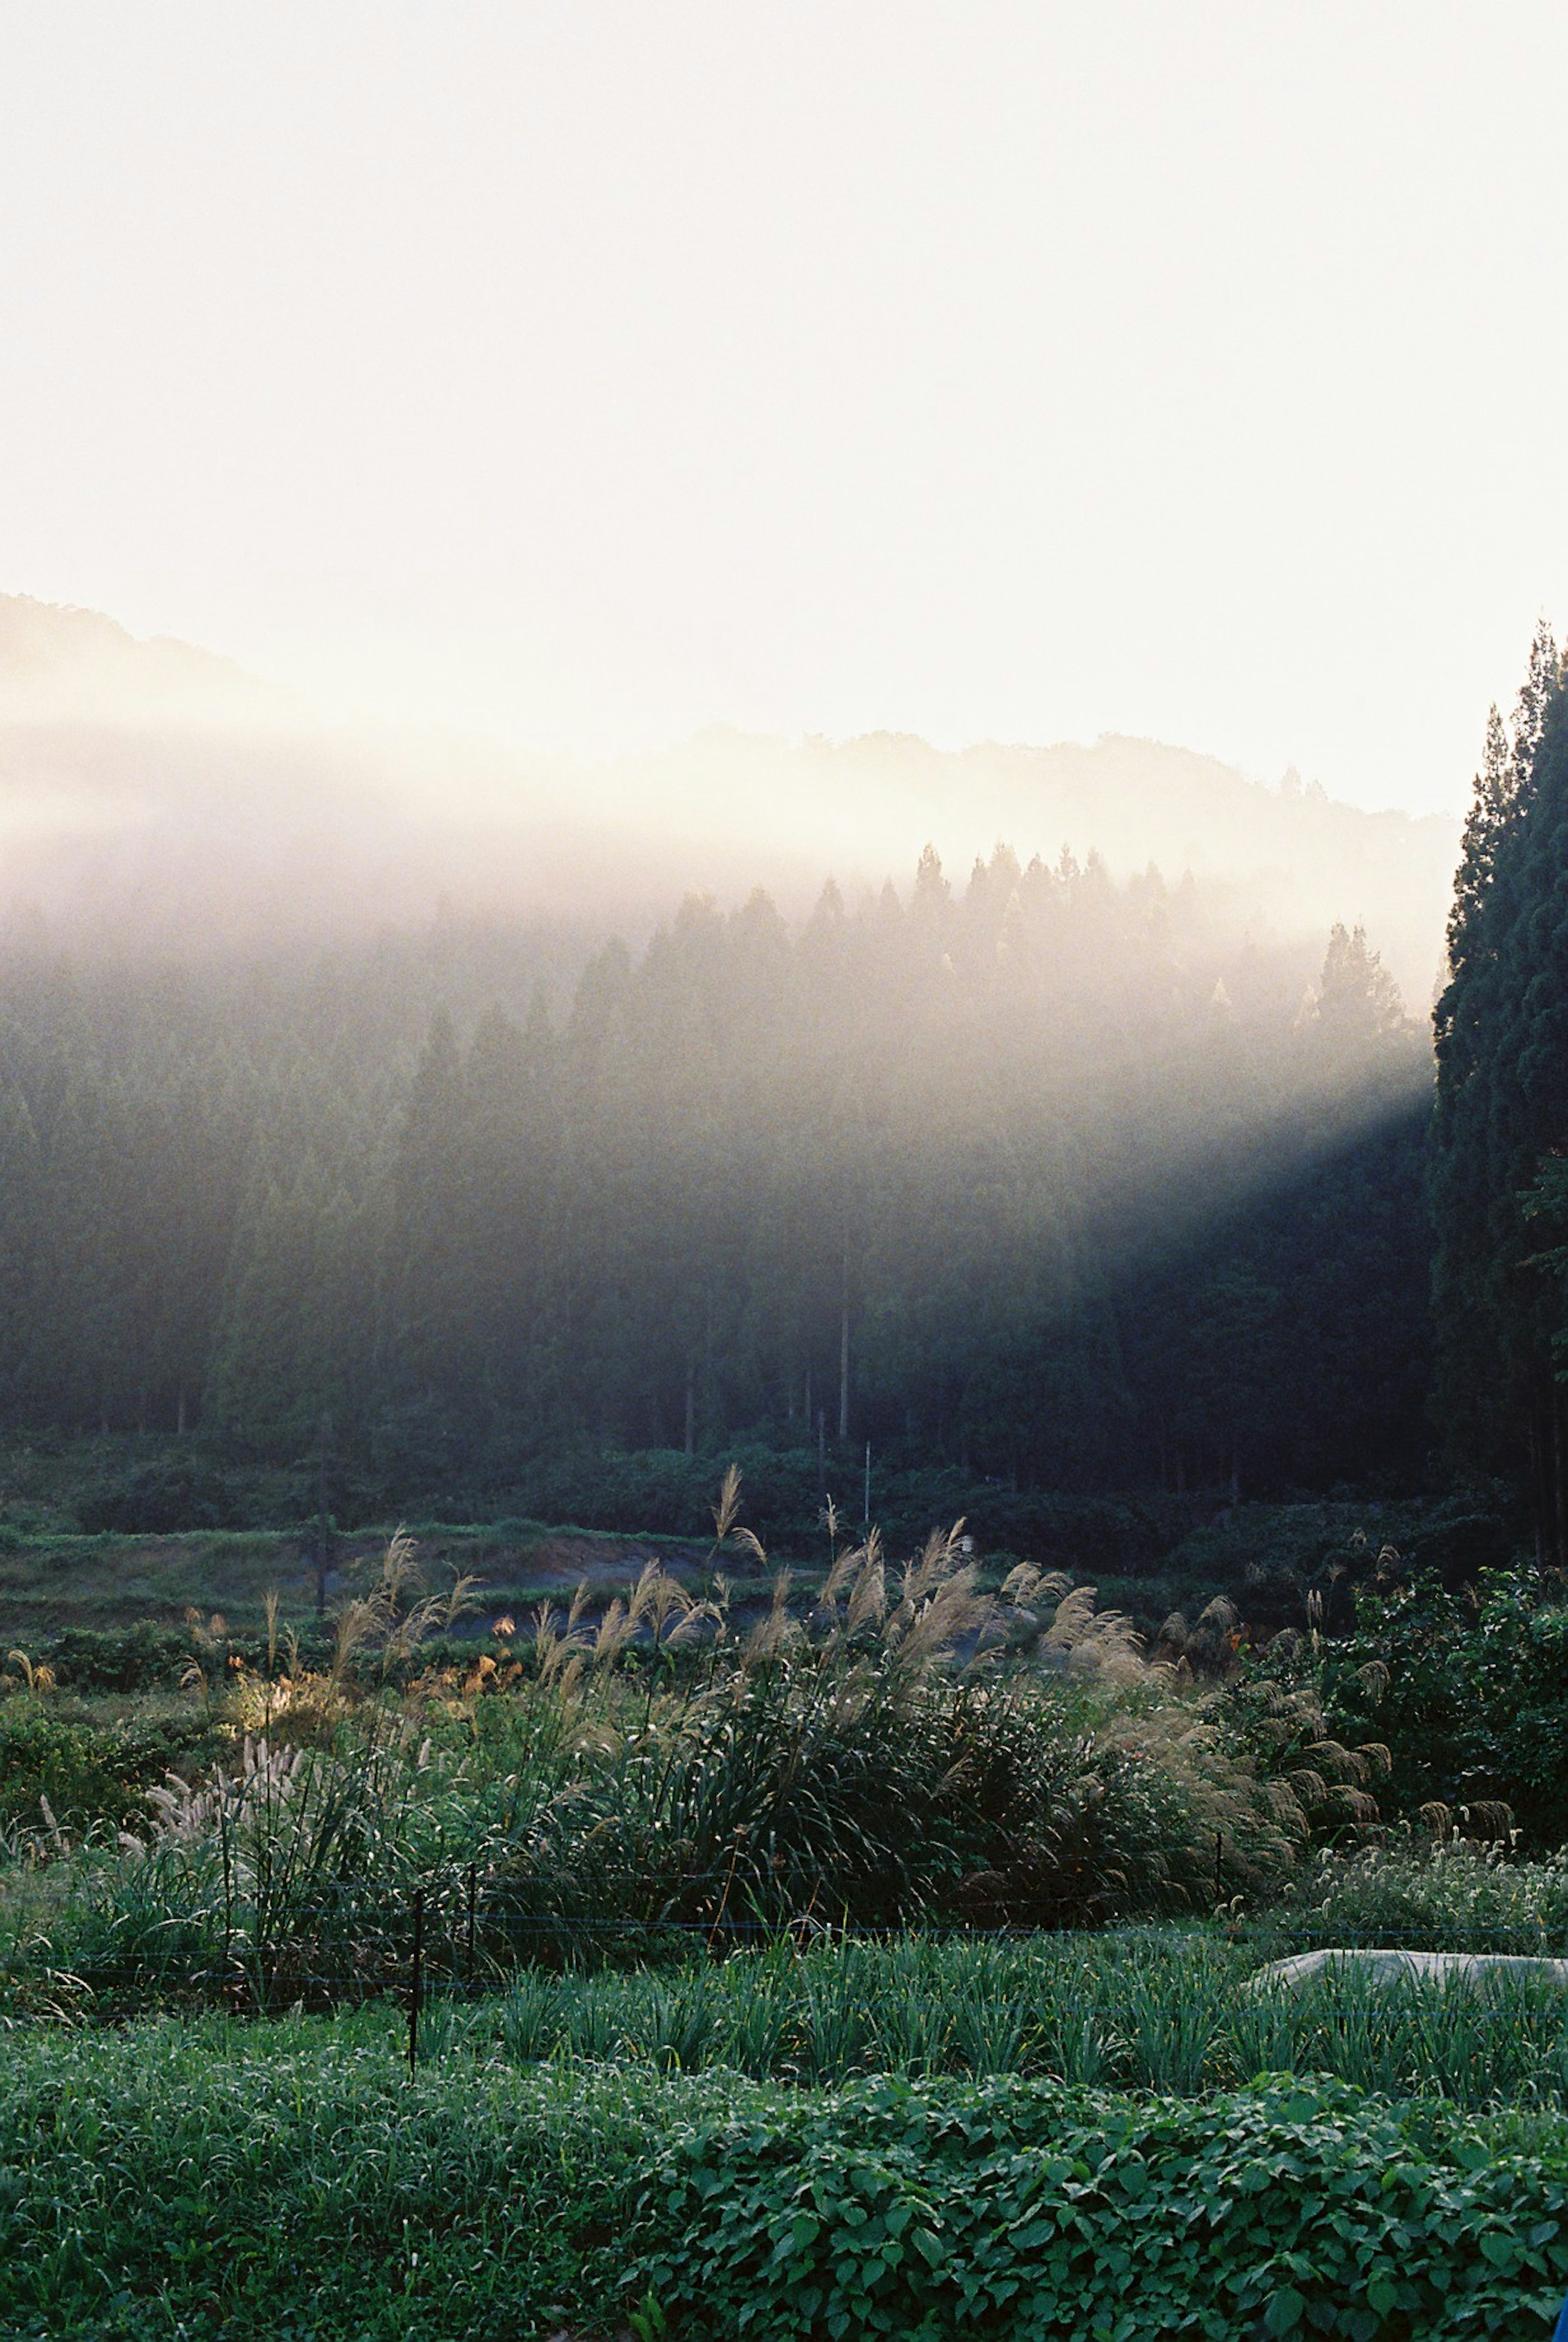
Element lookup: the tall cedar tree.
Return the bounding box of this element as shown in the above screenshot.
[1432,623,1568,1557]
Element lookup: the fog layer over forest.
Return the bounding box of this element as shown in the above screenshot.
[0,597,1454,1005]
[0,597,1441,1509]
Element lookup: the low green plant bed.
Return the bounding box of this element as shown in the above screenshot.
[3,2013,1568,2339]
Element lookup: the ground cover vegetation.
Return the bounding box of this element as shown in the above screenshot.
[7,2014,1568,2340]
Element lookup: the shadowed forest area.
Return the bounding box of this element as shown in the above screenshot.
[0,838,1431,1533]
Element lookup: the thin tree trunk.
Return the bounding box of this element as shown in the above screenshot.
[316,1411,331,1620]
[684,1359,696,1458]
[837,1247,850,1442]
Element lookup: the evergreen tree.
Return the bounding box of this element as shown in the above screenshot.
[1431,626,1568,1553]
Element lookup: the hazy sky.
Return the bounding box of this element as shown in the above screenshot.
[2,2,1564,816]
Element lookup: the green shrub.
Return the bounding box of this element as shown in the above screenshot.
[0,1701,212,1836]
[1324,1567,1568,1845]
[47,1622,198,1693]
[76,1451,239,1533]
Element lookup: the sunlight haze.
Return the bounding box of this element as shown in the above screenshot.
[3,1,1566,813]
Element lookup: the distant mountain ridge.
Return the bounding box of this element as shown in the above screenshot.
[0,593,284,725]
[0,592,1457,1000]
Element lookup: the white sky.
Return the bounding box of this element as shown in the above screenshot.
[1,1,1564,816]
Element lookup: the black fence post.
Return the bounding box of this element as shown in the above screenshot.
[408,1885,424,2077]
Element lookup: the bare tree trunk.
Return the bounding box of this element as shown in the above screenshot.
[316,1411,332,1620]
[684,1358,696,1459]
[837,1247,850,1442]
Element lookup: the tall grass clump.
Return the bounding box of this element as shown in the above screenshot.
[1,1493,1343,2010]
[479,1524,1309,1948]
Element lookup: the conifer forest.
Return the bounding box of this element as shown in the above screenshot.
[0,833,1437,1520]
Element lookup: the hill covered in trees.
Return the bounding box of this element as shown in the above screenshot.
[0,592,1488,1533]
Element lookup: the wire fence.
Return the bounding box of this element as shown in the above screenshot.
[38,1858,1568,2074]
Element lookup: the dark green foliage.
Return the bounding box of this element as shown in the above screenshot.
[1324,1567,1568,1844]
[1432,625,1568,1545]
[76,1448,241,1532]
[1158,1491,1523,1633]
[47,1622,215,1692]
[4,2019,1568,2340]
[632,2075,1568,2340]
[0,1701,214,1833]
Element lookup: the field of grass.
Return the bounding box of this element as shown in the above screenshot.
[1,1520,1344,2026]
[452,1929,1568,2108]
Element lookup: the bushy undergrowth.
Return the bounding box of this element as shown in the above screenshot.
[1282,1835,1568,1951]
[0,1698,216,1837]
[1,1509,1342,2011]
[1323,1566,1568,1845]
[4,2012,1568,2340]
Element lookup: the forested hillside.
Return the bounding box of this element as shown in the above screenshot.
[0,837,1430,1509]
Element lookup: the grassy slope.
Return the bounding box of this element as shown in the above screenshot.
[0,1490,1504,1648]
[0,1522,735,1642]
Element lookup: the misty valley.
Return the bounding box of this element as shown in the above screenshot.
[13,17,1568,2331]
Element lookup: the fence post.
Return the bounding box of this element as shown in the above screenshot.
[1215,1831,1224,1904]
[408,1885,424,2077]
[466,1863,477,1988]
